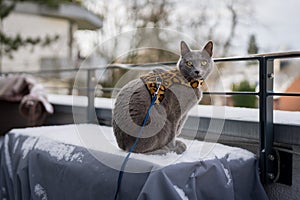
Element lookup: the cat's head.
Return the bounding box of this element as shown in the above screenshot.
[177,41,214,82]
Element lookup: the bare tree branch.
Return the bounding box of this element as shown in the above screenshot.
[222,1,238,56]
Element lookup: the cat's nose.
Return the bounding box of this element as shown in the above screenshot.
[194,70,200,75]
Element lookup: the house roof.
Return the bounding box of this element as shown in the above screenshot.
[10,1,102,30]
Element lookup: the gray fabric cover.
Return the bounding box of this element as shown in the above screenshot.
[0,132,268,200]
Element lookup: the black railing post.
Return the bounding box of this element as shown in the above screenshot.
[259,57,276,184]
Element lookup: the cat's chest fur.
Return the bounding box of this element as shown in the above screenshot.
[159,81,201,120]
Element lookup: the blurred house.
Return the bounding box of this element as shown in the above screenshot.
[0,1,103,133]
[274,74,300,111]
[273,59,300,111]
[1,1,102,72]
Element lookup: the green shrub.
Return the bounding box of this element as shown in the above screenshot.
[232,80,257,108]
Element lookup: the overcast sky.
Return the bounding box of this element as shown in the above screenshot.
[245,0,300,53]
[79,0,300,57]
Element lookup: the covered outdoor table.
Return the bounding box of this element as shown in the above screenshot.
[0,124,268,200]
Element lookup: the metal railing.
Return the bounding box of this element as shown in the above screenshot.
[213,52,300,184]
[2,51,300,184]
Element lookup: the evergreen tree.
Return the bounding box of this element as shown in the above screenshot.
[247,34,259,54]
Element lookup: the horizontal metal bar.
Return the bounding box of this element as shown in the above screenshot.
[48,88,299,97]
[46,86,121,92]
[262,51,300,59]
[128,62,177,67]
[2,51,300,75]
[2,68,81,75]
[46,86,260,95]
[214,56,260,62]
[214,51,300,63]
[268,92,300,97]
[203,91,259,95]
[273,146,300,156]
[47,86,300,97]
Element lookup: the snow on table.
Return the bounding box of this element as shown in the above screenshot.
[11,124,254,167]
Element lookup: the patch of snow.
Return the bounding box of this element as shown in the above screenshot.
[185,184,189,189]
[95,97,115,109]
[274,110,300,125]
[17,129,84,162]
[188,105,259,122]
[21,137,38,159]
[220,163,232,186]
[48,94,115,109]
[34,184,48,200]
[12,124,254,167]
[13,125,82,146]
[35,137,76,162]
[173,185,189,200]
[70,152,84,163]
[48,95,300,125]
[4,136,13,180]
[190,172,195,178]
[189,104,300,125]
[13,138,19,154]
[226,148,254,162]
[48,94,87,107]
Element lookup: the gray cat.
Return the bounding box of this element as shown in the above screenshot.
[112,41,214,154]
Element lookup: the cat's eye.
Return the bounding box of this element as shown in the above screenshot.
[201,60,207,66]
[186,61,193,67]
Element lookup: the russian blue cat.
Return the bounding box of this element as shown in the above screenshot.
[113,41,214,154]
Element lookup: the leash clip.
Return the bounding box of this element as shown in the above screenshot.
[155,77,162,95]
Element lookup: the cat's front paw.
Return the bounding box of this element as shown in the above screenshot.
[174,140,186,154]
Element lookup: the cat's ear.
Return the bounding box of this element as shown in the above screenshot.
[202,41,213,57]
[180,41,191,56]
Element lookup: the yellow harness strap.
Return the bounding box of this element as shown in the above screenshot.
[140,68,203,104]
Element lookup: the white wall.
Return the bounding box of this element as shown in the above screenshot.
[2,12,71,72]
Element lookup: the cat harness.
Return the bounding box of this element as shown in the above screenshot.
[140,68,204,104]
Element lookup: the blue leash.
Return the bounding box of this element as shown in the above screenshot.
[114,77,162,200]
